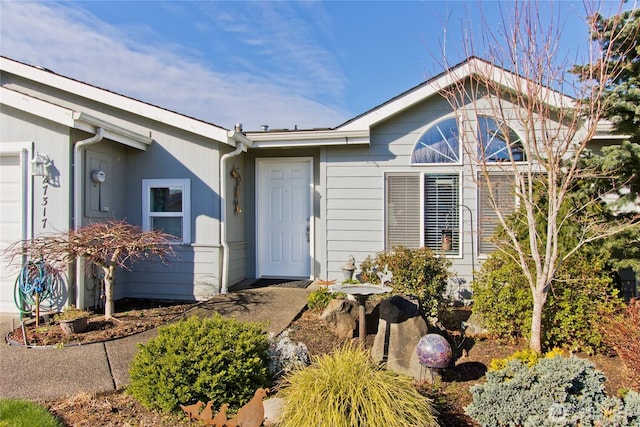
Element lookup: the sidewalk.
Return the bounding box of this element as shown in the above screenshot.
[0,283,315,401]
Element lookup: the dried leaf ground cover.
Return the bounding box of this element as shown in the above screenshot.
[25,303,636,427]
[7,299,192,347]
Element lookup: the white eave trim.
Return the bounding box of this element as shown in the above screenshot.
[2,87,152,150]
[339,58,575,132]
[2,57,231,146]
[245,129,369,148]
[73,112,153,150]
[1,86,75,126]
[592,119,631,140]
[226,130,254,148]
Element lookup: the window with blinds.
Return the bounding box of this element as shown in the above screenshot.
[385,174,421,248]
[478,174,516,253]
[424,174,460,254]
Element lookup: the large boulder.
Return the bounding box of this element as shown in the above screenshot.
[371,296,428,380]
[321,299,358,338]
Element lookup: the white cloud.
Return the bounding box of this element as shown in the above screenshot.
[0,1,349,130]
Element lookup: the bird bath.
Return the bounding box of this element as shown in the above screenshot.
[328,283,392,343]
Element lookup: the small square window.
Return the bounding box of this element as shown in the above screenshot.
[142,179,190,244]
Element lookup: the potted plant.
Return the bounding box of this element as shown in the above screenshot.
[55,305,91,335]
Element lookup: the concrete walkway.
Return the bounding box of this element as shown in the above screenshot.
[0,284,314,401]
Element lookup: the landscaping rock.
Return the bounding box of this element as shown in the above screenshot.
[263,397,284,426]
[463,312,489,338]
[371,296,429,380]
[321,299,358,338]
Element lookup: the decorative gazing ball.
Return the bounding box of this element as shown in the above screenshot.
[416,334,452,369]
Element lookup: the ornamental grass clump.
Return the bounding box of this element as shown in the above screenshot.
[278,344,438,427]
[128,314,270,412]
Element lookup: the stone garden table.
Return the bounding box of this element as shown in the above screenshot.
[328,283,392,344]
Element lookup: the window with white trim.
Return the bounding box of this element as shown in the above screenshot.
[478,174,516,254]
[385,174,421,248]
[477,116,525,162]
[142,179,191,244]
[385,173,460,254]
[424,174,460,254]
[411,118,460,164]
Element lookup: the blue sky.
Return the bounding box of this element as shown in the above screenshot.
[0,1,632,131]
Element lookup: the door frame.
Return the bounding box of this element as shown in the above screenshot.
[255,157,314,279]
[0,142,32,314]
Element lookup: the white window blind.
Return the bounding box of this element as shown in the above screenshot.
[385,174,420,248]
[478,174,516,253]
[424,174,459,253]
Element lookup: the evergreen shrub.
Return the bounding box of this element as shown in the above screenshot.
[359,245,450,317]
[472,250,622,353]
[279,344,438,427]
[128,314,270,412]
[487,347,564,372]
[465,354,640,426]
[307,287,340,311]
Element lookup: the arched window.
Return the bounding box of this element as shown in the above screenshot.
[477,116,524,162]
[411,118,460,164]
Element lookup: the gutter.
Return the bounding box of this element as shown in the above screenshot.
[220,140,246,294]
[73,127,104,308]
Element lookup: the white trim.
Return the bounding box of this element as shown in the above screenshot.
[339,58,575,132]
[0,142,32,243]
[1,57,231,145]
[1,87,75,127]
[411,115,463,166]
[142,178,191,244]
[246,129,369,148]
[1,87,152,151]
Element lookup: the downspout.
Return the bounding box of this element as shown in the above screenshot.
[73,127,104,308]
[220,142,245,294]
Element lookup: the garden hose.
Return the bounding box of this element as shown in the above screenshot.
[13,260,55,314]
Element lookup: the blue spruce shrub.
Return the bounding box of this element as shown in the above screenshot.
[465,354,640,426]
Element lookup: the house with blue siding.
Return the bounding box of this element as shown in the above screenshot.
[0,55,635,315]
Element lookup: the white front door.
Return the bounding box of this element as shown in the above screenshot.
[257,158,312,278]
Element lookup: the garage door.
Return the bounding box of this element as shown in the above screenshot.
[0,147,27,314]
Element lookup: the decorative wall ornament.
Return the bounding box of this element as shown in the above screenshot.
[231,166,242,215]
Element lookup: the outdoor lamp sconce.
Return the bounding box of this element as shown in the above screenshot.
[31,153,51,177]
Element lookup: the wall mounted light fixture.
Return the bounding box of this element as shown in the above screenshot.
[31,153,51,176]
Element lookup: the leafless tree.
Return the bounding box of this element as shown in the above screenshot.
[438,1,638,352]
[3,220,176,319]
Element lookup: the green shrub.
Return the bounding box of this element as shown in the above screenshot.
[128,314,270,412]
[307,287,342,311]
[465,354,640,426]
[0,399,63,427]
[488,347,564,372]
[279,344,438,427]
[359,246,450,317]
[472,250,622,353]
